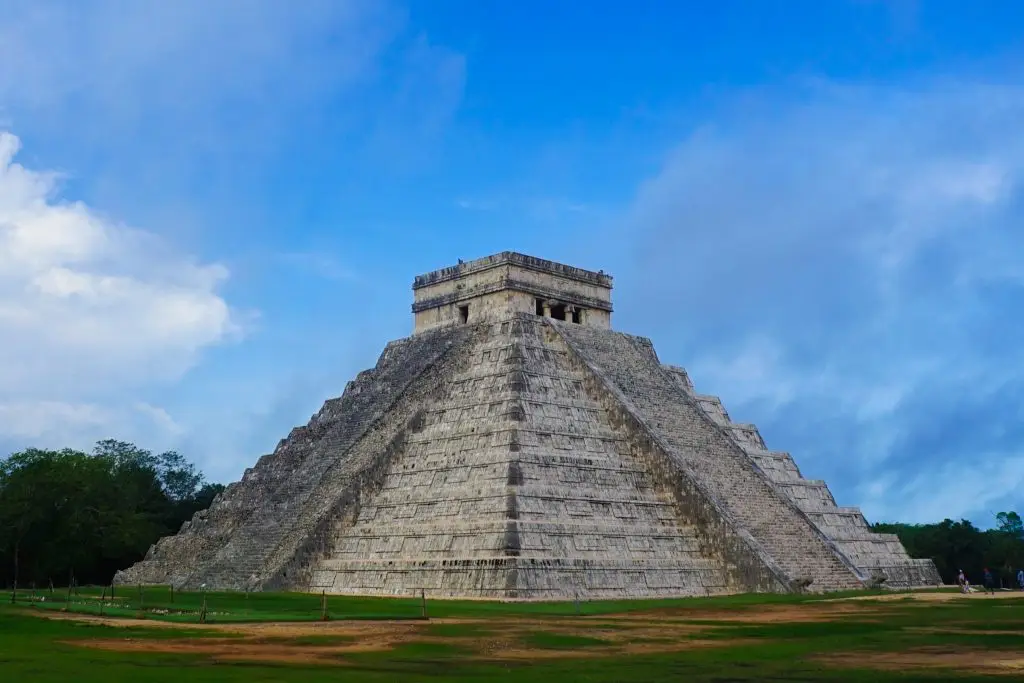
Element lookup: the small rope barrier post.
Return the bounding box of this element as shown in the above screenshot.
[421,589,428,619]
[320,590,328,621]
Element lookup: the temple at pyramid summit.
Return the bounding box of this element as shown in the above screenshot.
[116,252,941,598]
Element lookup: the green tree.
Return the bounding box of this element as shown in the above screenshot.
[157,450,204,502]
[996,511,1023,539]
[0,441,219,587]
[873,512,1024,586]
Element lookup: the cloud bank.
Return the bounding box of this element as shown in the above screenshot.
[616,79,1024,524]
[0,1,395,114]
[0,0,463,166]
[0,132,238,444]
[0,0,464,462]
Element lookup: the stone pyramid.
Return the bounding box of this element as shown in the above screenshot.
[117,252,940,598]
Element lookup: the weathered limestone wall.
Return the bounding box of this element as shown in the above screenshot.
[413,289,538,332]
[550,319,864,593]
[413,253,613,334]
[115,324,474,589]
[262,324,490,590]
[306,316,734,599]
[663,367,942,588]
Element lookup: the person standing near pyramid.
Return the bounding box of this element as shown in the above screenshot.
[982,568,996,595]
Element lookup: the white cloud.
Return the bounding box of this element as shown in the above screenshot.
[859,454,1024,525]
[0,401,112,441]
[0,131,238,442]
[0,0,462,463]
[0,400,182,446]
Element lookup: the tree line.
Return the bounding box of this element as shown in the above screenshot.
[872,512,1024,586]
[2,439,1022,590]
[0,440,223,589]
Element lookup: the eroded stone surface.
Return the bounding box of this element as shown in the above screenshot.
[657,369,941,588]
[116,253,939,597]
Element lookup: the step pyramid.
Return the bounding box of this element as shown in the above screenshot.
[117,252,940,598]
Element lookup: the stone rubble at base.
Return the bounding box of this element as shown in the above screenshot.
[115,252,941,598]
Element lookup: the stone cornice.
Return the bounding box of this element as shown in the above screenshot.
[413,251,613,290]
[411,277,614,313]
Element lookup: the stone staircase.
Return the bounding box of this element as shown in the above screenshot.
[666,365,941,588]
[551,320,863,593]
[306,317,734,598]
[197,325,471,590]
[118,325,470,589]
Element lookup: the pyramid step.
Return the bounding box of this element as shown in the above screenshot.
[312,556,732,598]
[552,320,864,592]
[118,287,937,598]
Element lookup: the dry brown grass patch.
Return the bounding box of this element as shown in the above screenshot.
[816,647,1024,676]
[49,610,758,665]
[602,601,888,624]
[825,590,1024,603]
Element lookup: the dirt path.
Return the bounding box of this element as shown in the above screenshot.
[824,590,1024,603]
[31,599,888,633]
[609,601,891,623]
[816,648,1024,676]
[34,609,758,664]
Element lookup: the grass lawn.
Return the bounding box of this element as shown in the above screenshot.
[1,587,1022,681]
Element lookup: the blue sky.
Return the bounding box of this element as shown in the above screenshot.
[1,0,1022,525]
